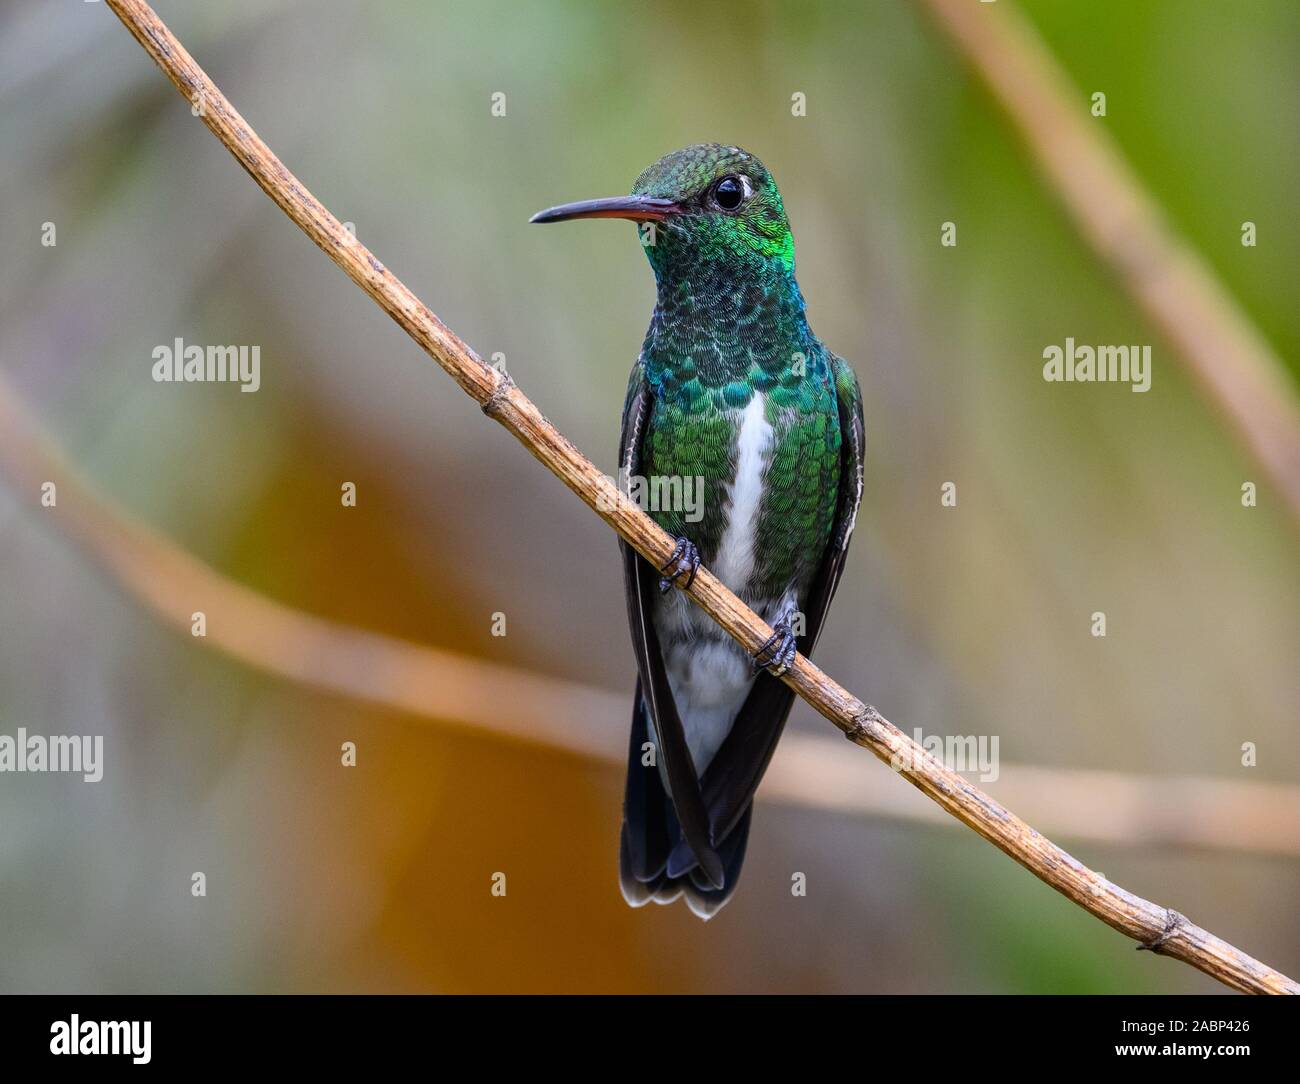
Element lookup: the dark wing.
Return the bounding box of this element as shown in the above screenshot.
[618,363,725,888]
[798,354,866,654]
[701,353,866,841]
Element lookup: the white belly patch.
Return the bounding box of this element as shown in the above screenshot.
[650,393,785,776]
[711,393,773,594]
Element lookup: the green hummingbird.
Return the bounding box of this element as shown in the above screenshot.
[532,144,864,919]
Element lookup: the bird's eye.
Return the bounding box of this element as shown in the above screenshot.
[713,175,748,211]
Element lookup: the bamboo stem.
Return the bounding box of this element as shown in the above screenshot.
[4,371,1299,859]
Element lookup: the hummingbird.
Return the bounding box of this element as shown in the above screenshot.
[532,144,864,919]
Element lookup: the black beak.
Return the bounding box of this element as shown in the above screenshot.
[529,195,681,224]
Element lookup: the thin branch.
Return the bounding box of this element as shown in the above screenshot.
[100,0,1296,993]
[5,370,1299,858]
[920,0,1300,525]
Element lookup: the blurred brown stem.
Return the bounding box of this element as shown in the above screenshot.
[97,0,1296,993]
[4,372,1300,861]
[920,0,1300,525]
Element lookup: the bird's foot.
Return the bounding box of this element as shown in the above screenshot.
[751,612,798,676]
[658,537,701,594]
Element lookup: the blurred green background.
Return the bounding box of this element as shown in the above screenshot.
[0,0,1296,993]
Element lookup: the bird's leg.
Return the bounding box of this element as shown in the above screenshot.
[751,609,799,676]
[658,536,701,594]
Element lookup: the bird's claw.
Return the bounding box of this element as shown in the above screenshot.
[658,537,701,594]
[752,614,798,676]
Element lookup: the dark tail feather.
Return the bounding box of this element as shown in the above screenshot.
[679,803,751,919]
[619,688,675,905]
[619,689,753,920]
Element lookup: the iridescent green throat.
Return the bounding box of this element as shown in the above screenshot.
[639,235,825,412]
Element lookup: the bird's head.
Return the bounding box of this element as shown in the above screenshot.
[531,143,794,283]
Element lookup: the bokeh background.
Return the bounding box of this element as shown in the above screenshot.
[1,0,1296,993]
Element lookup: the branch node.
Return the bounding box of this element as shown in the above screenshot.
[1138,908,1186,955]
[844,705,883,743]
[480,371,515,418]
